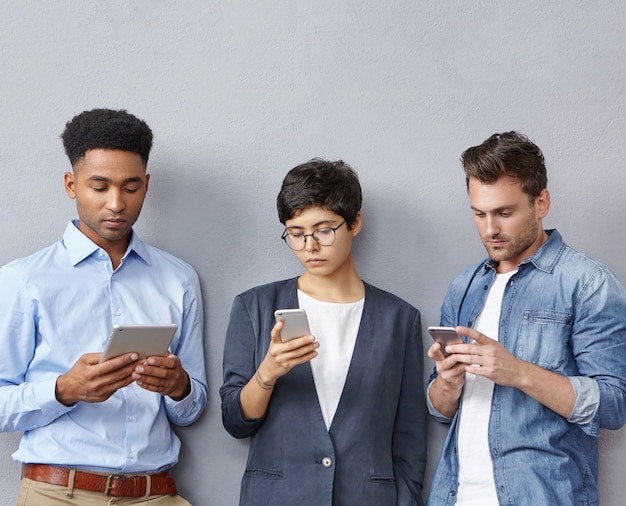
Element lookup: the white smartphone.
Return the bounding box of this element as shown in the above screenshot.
[428,326,463,357]
[100,324,178,363]
[274,309,311,342]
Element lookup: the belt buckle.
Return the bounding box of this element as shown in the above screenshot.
[104,475,114,496]
[104,474,129,496]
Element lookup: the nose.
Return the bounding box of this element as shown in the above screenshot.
[303,234,320,252]
[106,189,125,213]
[485,215,499,237]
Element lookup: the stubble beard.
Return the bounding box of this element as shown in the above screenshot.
[483,212,539,264]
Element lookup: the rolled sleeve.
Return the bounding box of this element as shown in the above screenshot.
[567,376,600,434]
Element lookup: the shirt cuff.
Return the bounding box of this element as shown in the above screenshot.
[165,379,195,411]
[567,376,600,425]
[40,377,75,414]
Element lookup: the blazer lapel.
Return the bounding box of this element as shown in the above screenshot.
[328,283,377,433]
[285,280,329,433]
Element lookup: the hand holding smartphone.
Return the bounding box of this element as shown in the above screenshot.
[428,326,463,358]
[274,309,311,342]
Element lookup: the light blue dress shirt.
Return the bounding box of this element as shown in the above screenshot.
[0,220,207,474]
[426,229,626,505]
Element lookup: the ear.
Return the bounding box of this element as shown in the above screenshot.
[145,173,150,193]
[535,188,550,219]
[64,172,76,199]
[350,211,363,237]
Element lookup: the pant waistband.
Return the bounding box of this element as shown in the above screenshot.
[22,463,177,497]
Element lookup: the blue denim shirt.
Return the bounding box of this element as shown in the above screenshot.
[427,230,626,506]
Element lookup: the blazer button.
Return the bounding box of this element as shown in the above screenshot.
[322,457,332,468]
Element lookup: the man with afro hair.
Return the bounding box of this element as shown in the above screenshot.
[0,108,207,505]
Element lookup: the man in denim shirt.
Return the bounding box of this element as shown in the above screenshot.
[426,132,626,505]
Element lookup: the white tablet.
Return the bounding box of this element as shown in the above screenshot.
[100,324,178,363]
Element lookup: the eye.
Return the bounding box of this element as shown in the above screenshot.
[315,228,333,237]
[288,232,304,239]
[124,187,140,193]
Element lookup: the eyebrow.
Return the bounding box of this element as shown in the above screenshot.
[87,175,144,184]
[285,220,338,230]
[470,204,516,213]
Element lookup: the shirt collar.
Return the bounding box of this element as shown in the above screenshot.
[526,229,564,273]
[62,220,151,267]
[481,229,564,275]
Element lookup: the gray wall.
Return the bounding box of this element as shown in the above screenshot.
[1,1,625,504]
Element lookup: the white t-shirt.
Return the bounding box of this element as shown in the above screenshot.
[298,289,364,430]
[456,270,516,506]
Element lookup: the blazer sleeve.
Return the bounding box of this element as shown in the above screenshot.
[220,294,267,438]
[394,310,427,506]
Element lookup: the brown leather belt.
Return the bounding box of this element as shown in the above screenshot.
[22,463,177,497]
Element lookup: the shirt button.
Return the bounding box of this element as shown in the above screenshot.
[322,457,332,468]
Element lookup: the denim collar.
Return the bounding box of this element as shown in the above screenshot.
[481,228,564,275]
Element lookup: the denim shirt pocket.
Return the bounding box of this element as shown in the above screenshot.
[516,310,573,371]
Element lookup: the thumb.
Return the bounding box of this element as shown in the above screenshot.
[271,320,285,344]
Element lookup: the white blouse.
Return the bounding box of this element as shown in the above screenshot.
[297,289,364,430]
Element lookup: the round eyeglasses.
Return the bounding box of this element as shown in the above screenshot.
[281,220,346,251]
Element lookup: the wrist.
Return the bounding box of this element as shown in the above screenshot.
[431,375,462,415]
[255,368,274,390]
[169,372,191,401]
[55,375,77,407]
[435,373,463,395]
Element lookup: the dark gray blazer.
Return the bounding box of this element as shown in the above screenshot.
[220,277,426,506]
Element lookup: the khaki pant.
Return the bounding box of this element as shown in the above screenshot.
[17,478,192,506]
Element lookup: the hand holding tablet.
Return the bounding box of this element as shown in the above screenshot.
[100,324,177,363]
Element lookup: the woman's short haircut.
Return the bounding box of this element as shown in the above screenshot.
[277,158,362,228]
